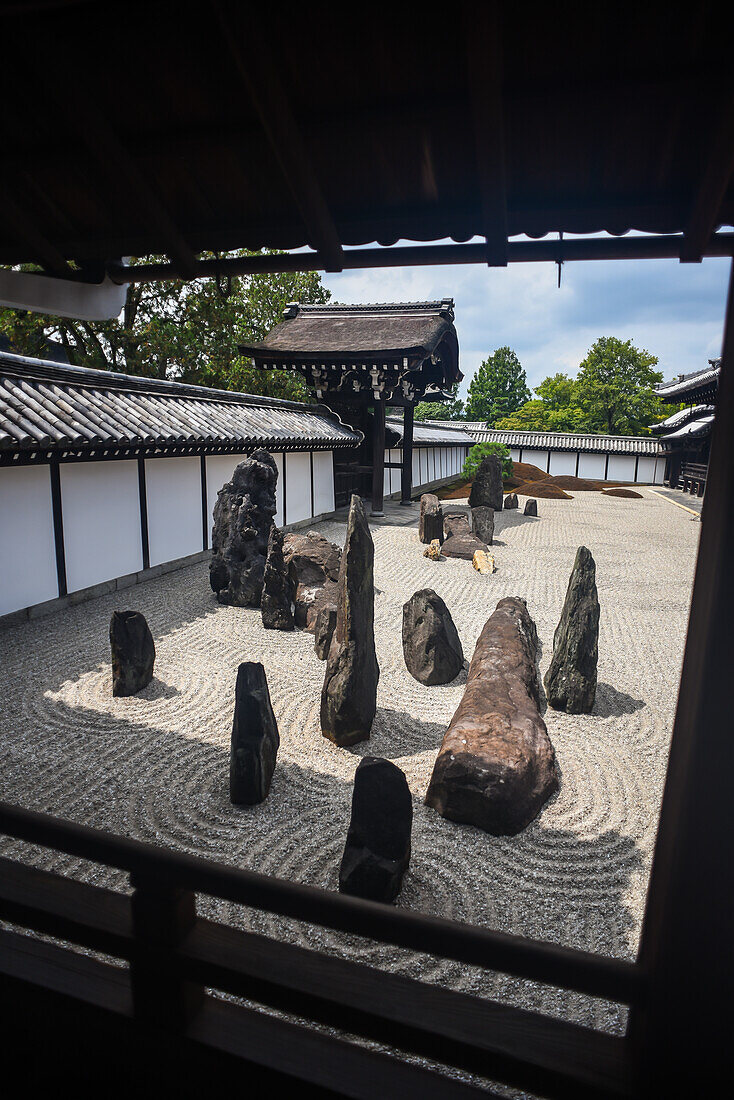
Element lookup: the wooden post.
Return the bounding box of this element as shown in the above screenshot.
[130,872,202,1031]
[371,399,385,516]
[400,404,414,505]
[628,259,734,1093]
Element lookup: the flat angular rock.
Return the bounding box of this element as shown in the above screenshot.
[230,662,279,805]
[321,495,380,746]
[283,531,341,631]
[261,525,294,631]
[419,494,444,544]
[442,517,489,561]
[425,597,559,835]
[402,588,464,685]
[524,499,538,517]
[210,450,277,606]
[468,455,503,511]
[339,757,412,903]
[471,506,494,545]
[544,546,599,714]
[444,512,471,539]
[110,611,155,697]
[314,605,337,660]
[423,539,442,561]
[473,550,495,575]
[504,493,518,510]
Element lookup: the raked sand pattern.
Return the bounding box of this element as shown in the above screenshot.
[0,490,700,1043]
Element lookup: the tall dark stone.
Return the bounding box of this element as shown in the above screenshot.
[283,531,341,631]
[544,546,600,714]
[261,525,294,631]
[426,597,559,835]
[468,454,503,511]
[524,499,538,517]
[210,450,277,607]
[230,662,280,805]
[402,589,464,685]
[419,493,444,544]
[314,606,337,660]
[320,495,380,746]
[110,611,155,697]
[339,757,412,903]
[471,506,495,545]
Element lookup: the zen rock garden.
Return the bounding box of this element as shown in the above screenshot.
[105,450,603,904]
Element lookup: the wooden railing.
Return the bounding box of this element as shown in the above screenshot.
[679,462,707,496]
[0,799,644,1098]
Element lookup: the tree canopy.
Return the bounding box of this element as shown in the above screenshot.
[0,252,329,402]
[413,383,465,422]
[464,347,530,424]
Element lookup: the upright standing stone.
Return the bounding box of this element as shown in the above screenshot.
[321,495,380,746]
[544,546,600,714]
[261,525,294,631]
[402,589,464,685]
[471,506,495,545]
[314,606,337,660]
[419,493,444,544]
[468,454,503,511]
[524,499,538,517]
[504,493,518,510]
[425,597,559,835]
[230,662,280,805]
[110,611,155,697]
[339,757,412,903]
[210,450,277,607]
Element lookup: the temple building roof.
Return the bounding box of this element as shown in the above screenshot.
[656,360,720,403]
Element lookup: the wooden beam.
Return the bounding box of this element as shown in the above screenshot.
[0,183,71,275]
[680,88,734,262]
[211,0,343,272]
[465,1,508,266]
[371,400,386,515]
[401,404,414,504]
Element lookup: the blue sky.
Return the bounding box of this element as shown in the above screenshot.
[322,246,731,397]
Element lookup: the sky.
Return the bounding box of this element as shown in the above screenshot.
[321,243,731,398]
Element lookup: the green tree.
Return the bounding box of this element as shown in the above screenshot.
[462,441,513,480]
[497,372,587,432]
[574,337,663,435]
[464,347,530,425]
[413,383,465,422]
[0,251,330,402]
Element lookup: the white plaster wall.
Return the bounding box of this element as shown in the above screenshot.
[523,449,550,473]
[549,451,577,476]
[412,450,420,488]
[0,465,58,615]
[285,451,311,525]
[509,447,521,462]
[578,453,607,480]
[145,456,202,568]
[313,451,334,515]
[383,449,391,497]
[390,449,401,494]
[61,460,142,593]
[607,455,637,482]
[635,456,661,484]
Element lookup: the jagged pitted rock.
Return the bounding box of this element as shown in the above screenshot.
[423,539,442,561]
[261,525,294,631]
[504,493,518,510]
[419,494,444,544]
[283,531,341,631]
[468,455,503,511]
[321,495,380,746]
[524,499,538,517]
[110,611,155,697]
[471,506,494,545]
[473,550,495,575]
[402,588,464,685]
[339,757,412,903]
[544,546,599,714]
[425,596,559,835]
[314,606,337,660]
[210,450,277,606]
[442,513,488,561]
[230,662,280,805]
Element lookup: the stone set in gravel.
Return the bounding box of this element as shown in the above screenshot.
[283,530,341,631]
[230,661,280,805]
[471,506,494,545]
[544,545,600,714]
[504,493,518,510]
[313,606,337,660]
[339,756,412,903]
[426,596,559,835]
[109,610,155,697]
[468,454,503,511]
[260,525,294,631]
[419,493,444,544]
[402,589,464,685]
[524,499,538,517]
[442,512,489,561]
[321,495,380,746]
[210,450,278,607]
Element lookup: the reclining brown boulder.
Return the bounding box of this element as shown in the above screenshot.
[425,596,559,835]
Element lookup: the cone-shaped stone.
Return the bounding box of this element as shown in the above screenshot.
[544,546,599,714]
[524,499,538,517]
[230,662,280,805]
[471,506,494,545]
[261,525,294,631]
[419,494,444,544]
[402,589,464,685]
[210,450,277,606]
[468,455,503,511]
[110,611,155,697]
[339,757,412,903]
[320,495,379,745]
